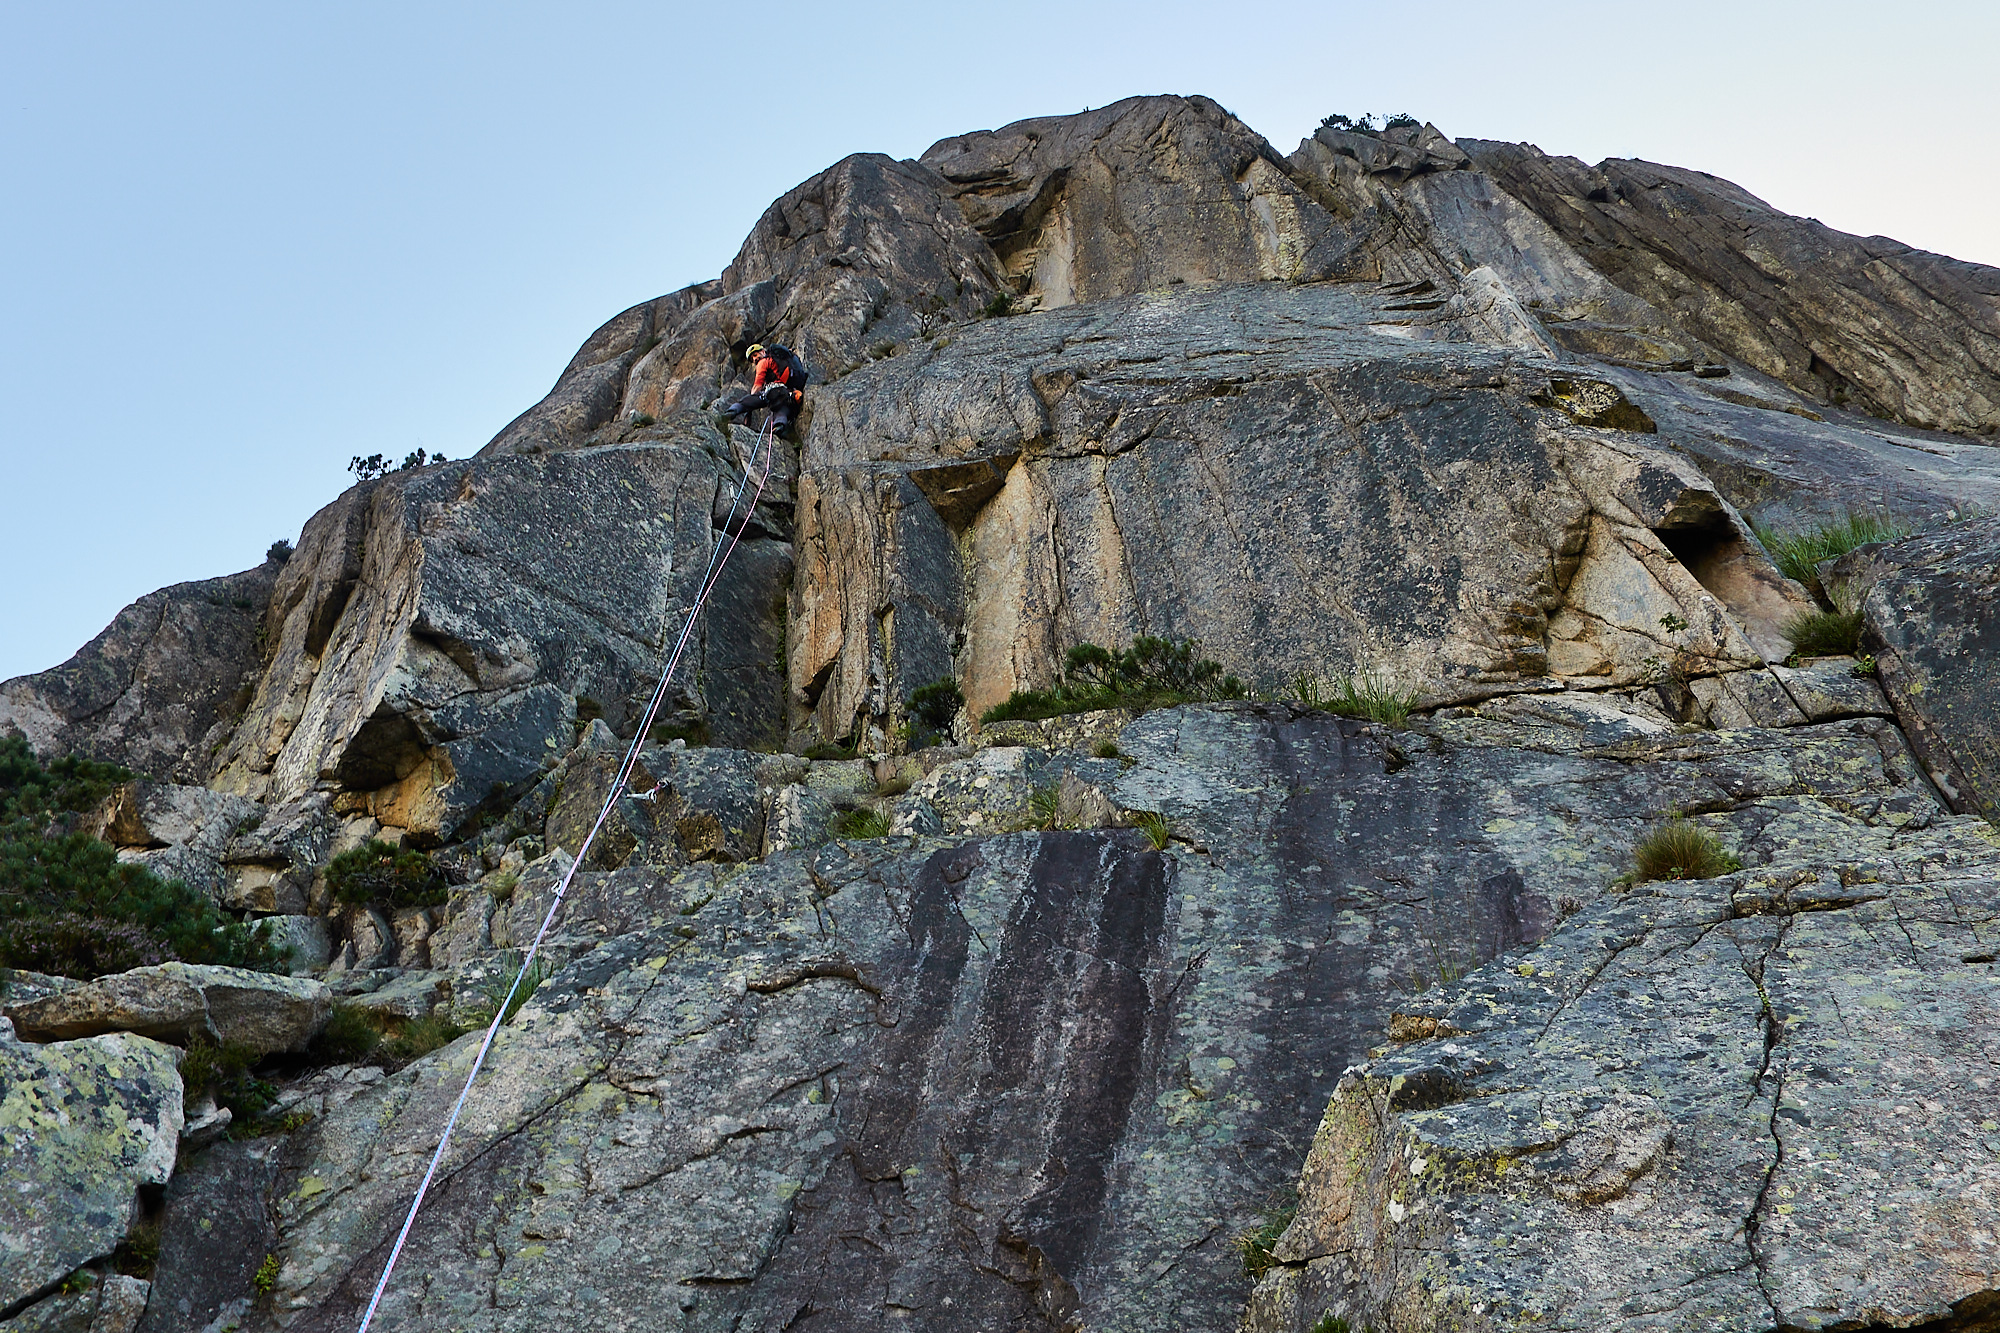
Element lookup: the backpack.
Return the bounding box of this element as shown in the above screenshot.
[765,344,810,392]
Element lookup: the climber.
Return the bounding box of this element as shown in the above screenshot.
[716,342,811,438]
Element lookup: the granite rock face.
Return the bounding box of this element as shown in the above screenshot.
[1834,514,2000,822]
[204,434,791,841]
[0,1024,182,1313]
[2,1274,152,1333]
[150,694,1966,1333]
[0,561,278,783]
[1243,814,2000,1333]
[921,95,1362,308]
[790,278,1817,747]
[1465,140,2000,436]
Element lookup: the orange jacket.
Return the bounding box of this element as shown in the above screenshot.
[751,352,801,395]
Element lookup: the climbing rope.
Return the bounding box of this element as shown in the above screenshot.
[354,418,779,1333]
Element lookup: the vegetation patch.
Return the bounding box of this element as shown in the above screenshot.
[1133,811,1173,850]
[1292,672,1419,727]
[478,955,554,1027]
[1781,608,1864,657]
[325,839,447,910]
[0,736,287,979]
[980,637,1244,725]
[830,807,893,840]
[1751,510,1910,600]
[180,1034,278,1126]
[1235,1196,1298,1282]
[1631,816,1741,883]
[307,1004,383,1064]
[908,677,964,745]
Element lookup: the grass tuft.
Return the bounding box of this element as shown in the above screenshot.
[1631,816,1741,883]
[831,807,893,840]
[1133,811,1172,850]
[1781,608,1864,657]
[1294,671,1418,727]
[1236,1199,1298,1282]
[1752,511,1911,599]
[480,957,554,1027]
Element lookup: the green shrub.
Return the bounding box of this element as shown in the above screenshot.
[324,840,447,910]
[980,637,1245,725]
[0,737,288,979]
[1631,816,1741,883]
[1309,1317,1352,1333]
[0,913,172,976]
[1781,609,1864,657]
[909,677,965,734]
[382,1013,469,1063]
[1090,738,1122,759]
[981,291,1015,318]
[804,738,858,761]
[308,1005,383,1064]
[252,1253,281,1297]
[1752,511,1911,599]
[831,807,893,840]
[113,1217,164,1279]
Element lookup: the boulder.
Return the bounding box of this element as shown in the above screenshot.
[83,782,262,906]
[1831,515,2000,823]
[1772,656,1897,723]
[6,963,330,1055]
[0,1023,181,1311]
[1245,815,2000,1333]
[341,970,444,1022]
[130,1141,279,1333]
[0,562,277,784]
[0,1274,151,1333]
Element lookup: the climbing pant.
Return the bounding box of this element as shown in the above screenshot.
[727,384,802,436]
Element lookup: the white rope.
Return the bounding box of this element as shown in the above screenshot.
[353,419,778,1333]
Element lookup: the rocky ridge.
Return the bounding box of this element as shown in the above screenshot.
[1,94,1998,1333]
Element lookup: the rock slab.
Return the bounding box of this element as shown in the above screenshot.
[0,1023,182,1311]
[7,964,330,1056]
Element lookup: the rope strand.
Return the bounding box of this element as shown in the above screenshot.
[353,420,778,1333]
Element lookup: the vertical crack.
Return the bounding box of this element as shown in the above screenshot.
[1741,916,1791,1324]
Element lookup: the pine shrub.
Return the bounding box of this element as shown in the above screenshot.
[0,737,287,979]
[324,839,447,909]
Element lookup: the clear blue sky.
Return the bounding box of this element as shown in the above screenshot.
[3,0,1995,679]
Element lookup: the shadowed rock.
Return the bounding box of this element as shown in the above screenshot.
[1833,514,2000,822]
[0,561,278,783]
